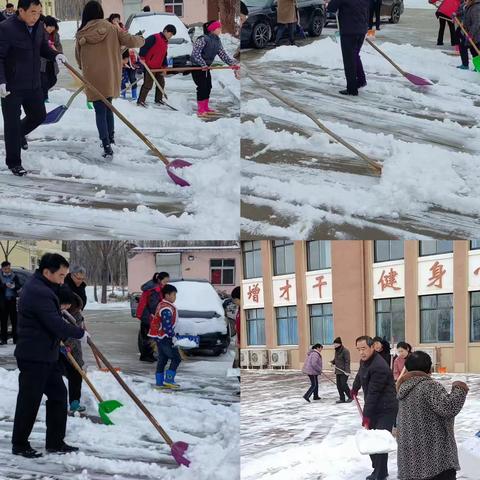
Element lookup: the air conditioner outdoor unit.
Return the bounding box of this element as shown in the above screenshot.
[270,349,288,368]
[240,349,250,368]
[419,347,439,371]
[250,349,268,368]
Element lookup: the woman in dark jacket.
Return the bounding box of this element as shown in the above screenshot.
[396,351,469,480]
[40,16,63,101]
[373,336,392,367]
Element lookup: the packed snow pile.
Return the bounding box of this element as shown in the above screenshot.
[458,434,480,479]
[355,429,397,455]
[174,337,199,348]
[177,317,227,336]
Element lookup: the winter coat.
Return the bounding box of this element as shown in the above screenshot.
[465,0,480,43]
[302,349,323,375]
[15,271,84,363]
[277,0,297,24]
[191,34,237,67]
[139,32,168,69]
[0,272,21,309]
[377,342,392,367]
[0,15,58,92]
[352,351,398,419]
[40,31,63,75]
[62,297,85,367]
[64,273,87,311]
[139,280,163,326]
[332,345,351,375]
[327,0,370,36]
[75,19,144,101]
[0,12,5,23]
[393,355,406,380]
[438,0,461,17]
[148,299,177,339]
[396,372,468,480]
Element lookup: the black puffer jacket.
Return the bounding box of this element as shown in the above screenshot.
[352,351,398,419]
[64,273,87,311]
[15,271,84,363]
[397,372,468,480]
[327,0,370,35]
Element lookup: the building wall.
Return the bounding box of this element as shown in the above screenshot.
[241,240,480,373]
[128,248,241,293]
[0,241,69,271]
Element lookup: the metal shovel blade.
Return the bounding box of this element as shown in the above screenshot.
[171,441,190,467]
[166,159,192,187]
[98,399,123,426]
[404,72,433,86]
[473,56,480,73]
[43,105,68,125]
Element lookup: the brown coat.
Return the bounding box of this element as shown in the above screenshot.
[75,20,144,101]
[277,0,298,24]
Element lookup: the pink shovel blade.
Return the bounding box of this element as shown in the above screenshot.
[405,72,433,86]
[171,441,190,467]
[166,159,192,187]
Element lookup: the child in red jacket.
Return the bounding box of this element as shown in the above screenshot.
[148,284,181,388]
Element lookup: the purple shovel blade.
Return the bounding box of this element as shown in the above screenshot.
[166,159,192,187]
[405,72,433,86]
[171,441,190,467]
[43,105,68,125]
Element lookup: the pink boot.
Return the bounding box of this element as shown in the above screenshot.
[197,99,208,117]
[205,98,218,114]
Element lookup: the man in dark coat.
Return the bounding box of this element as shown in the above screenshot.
[64,266,87,310]
[0,0,67,176]
[352,336,398,480]
[330,336,353,403]
[12,253,86,458]
[0,260,22,345]
[327,0,369,96]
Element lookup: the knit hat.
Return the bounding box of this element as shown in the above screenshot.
[207,20,222,32]
[333,337,342,344]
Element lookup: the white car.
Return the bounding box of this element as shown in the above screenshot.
[125,12,193,62]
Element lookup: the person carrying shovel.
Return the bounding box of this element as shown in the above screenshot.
[11,253,88,458]
[75,0,144,158]
[464,0,480,63]
[351,336,398,480]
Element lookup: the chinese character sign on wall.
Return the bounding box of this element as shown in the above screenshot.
[373,262,404,299]
[306,271,332,304]
[272,275,297,306]
[417,255,453,295]
[242,279,265,309]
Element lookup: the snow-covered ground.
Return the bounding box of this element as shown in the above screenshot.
[0,310,239,479]
[241,369,480,480]
[241,10,480,239]
[84,286,130,310]
[0,40,240,239]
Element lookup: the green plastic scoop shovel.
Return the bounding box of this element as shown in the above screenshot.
[61,342,123,425]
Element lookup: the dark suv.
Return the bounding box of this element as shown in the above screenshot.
[242,0,325,49]
[325,0,404,26]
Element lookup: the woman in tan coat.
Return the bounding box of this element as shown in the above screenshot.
[275,0,298,46]
[75,1,144,158]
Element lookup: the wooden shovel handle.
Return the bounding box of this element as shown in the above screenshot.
[453,17,480,56]
[61,342,104,403]
[87,338,174,446]
[140,60,168,100]
[64,62,170,167]
[365,37,406,76]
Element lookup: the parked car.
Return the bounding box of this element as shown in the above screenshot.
[11,267,33,288]
[241,0,325,49]
[125,12,193,68]
[130,279,231,356]
[325,0,404,26]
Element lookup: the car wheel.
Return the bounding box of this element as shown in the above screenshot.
[390,4,401,24]
[252,21,272,48]
[309,14,324,37]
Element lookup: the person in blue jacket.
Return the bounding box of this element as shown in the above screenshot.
[327,0,370,96]
[11,253,87,458]
[0,0,67,176]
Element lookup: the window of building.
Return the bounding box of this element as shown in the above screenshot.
[210,259,235,285]
[419,241,453,257]
[470,240,480,250]
[375,298,405,343]
[164,0,184,17]
[420,294,453,343]
[246,308,266,346]
[470,292,480,342]
[272,241,295,276]
[242,241,262,279]
[276,306,298,345]
[310,303,333,344]
[307,241,331,271]
[374,241,404,263]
